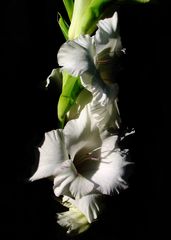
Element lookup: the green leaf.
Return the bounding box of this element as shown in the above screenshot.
[118,0,151,3]
[130,0,151,2]
[63,0,74,21]
[58,71,83,126]
[58,13,69,40]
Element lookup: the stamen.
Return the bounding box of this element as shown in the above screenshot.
[77,105,81,113]
[45,78,50,88]
[88,147,102,155]
[115,120,120,129]
[115,98,120,115]
[96,58,112,64]
[90,157,99,161]
[121,48,126,54]
[115,188,120,194]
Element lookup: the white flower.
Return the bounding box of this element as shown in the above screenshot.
[56,194,104,235]
[56,196,91,236]
[30,105,129,227]
[56,205,90,235]
[57,12,123,132]
[30,12,131,235]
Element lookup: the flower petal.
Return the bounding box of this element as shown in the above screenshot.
[94,12,122,55]
[70,175,94,199]
[89,82,120,132]
[63,105,101,159]
[53,160,95,198]
[81,72,120,132]
[30,130,68,181]
[69,194,104,223]
[57,35,95,77]
[53,160,77,197]
[91,135,129,195]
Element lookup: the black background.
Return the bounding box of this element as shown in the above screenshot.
[1,1,170,239]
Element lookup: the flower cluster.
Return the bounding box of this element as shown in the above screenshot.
[29,0,155,235]
[30,11,131,235]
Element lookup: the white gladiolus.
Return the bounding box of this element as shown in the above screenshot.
[58,12,123,132]
[30,105,129,233]
[30,12,132,235]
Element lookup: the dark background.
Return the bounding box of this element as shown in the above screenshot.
[1,1,170,239]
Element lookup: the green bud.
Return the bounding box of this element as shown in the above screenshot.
[68,0,112,39]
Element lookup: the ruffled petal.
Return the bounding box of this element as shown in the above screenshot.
[57,35,95,77]
[30,130,68,181]
[91,135,129,195]
[70,194,104,223]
